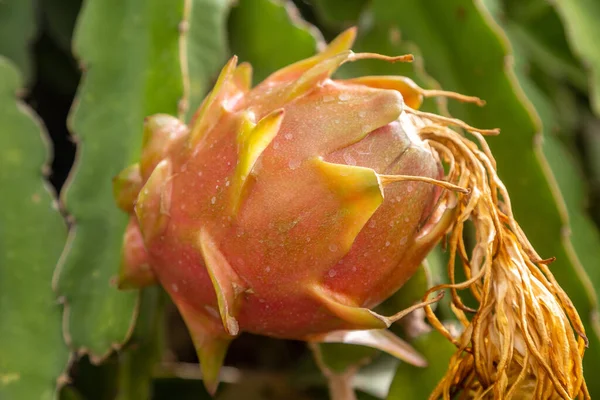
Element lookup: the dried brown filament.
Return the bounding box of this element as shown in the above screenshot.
[415,121,588,399]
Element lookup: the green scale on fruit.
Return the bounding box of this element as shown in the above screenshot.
[114,28,589,399]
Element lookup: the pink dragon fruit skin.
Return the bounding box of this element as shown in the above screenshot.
[114,28,453,394]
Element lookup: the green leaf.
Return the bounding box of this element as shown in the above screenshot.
[312,0,367,29]
[60,386,85,400]
[228,0,323,83]
[501,0,588,92]
[0,57,69,400]
[582,113,600,190]
[581,112,600,224]
[386,331,455,400]
[115,287,165,400]
[152,379,213,400]
[318,343,379,375]
[550,0,600,115]
[0,0,36,82]
[367,0,600,395]
[503,20,587,92]
[183,0,230,121]
[56,0,185,358]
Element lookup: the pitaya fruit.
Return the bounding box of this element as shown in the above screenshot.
[114,28,588,398]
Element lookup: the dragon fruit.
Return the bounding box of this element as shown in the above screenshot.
[114,28,589,398]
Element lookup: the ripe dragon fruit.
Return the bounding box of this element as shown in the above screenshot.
[113,28,589,398]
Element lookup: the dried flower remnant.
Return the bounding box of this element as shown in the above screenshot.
[415,116,588,399]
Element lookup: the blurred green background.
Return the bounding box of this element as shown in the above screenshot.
[1,0,600,399]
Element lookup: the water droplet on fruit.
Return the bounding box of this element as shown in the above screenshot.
[172,283,179,292]
[358,110,367,118]
[285,133,293,140]
[265,266,271,273]
[329,243,338,252]
[211,197,216,204]
[400,236,408,245]
[385,241,390,247]
[368,220,376,228]
[328,269,337,277]
[273,142,279,150]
